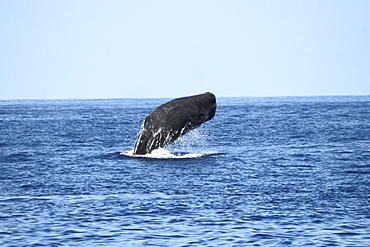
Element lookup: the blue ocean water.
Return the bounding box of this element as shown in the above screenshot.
[1,96,370,246]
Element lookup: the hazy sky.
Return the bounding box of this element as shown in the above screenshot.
[1,0,369,99]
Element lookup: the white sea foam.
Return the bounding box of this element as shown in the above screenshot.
[121,148,218,159]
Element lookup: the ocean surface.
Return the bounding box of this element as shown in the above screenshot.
[1,96,370,246]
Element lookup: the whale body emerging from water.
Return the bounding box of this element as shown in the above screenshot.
[133,92,216,155]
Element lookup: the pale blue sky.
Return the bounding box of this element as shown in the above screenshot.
[1,0,369,99]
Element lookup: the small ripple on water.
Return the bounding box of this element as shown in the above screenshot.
[0,192,192,203]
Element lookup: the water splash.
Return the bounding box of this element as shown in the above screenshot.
[121,148,218,159]
[123,128,218,159]
[169,129,209,154]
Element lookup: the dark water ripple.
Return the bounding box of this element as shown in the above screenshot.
[1,96,370,246]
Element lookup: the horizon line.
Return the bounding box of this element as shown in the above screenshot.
[1,94,369,101]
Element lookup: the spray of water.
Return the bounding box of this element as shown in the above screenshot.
[121,128,218,159]
[167,128,209,154]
